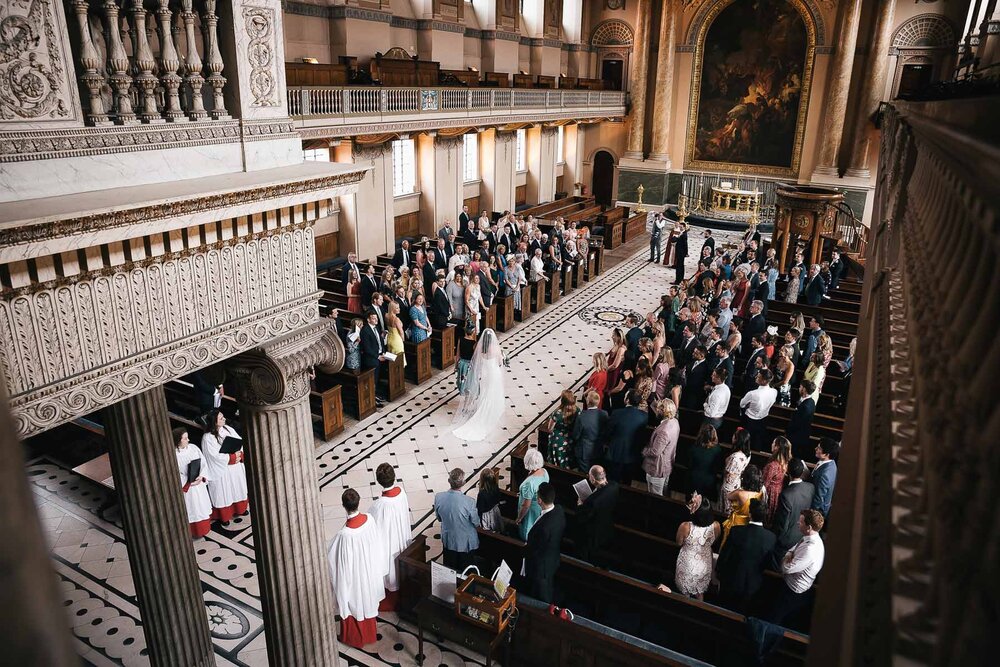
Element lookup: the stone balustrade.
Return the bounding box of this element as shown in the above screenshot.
[70,0,231,126]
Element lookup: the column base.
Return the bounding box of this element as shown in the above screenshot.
[844,167,871,179]
[645,153,673,171]
[810,165,840,181]
[622,151,644,162]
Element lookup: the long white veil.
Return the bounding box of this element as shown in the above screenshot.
[452,329,506,440]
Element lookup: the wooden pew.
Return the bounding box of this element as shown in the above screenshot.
[483,302,497,332]
[496,293,516,332]
[561,263,575,295]
[546,273,561,305]
[530,280,547,314]
[333,367,376,420]
[310,381,344,440]
[381,353,407,401]
[430,325,456,370]
[589,242,605,277]
[623,211,648,243]
[404,338,432,385]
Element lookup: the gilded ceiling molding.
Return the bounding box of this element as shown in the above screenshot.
[684,0,827,47]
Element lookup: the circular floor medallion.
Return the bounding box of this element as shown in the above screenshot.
[578,306,641,329]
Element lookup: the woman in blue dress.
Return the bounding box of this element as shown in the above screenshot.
[408,293,432,342]
[516,447,550,540]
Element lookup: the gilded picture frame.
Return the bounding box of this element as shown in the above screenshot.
[684,0,817,178]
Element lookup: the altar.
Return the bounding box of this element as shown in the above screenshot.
[709,183,762,221]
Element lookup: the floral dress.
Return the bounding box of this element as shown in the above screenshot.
[762,460,787,525]
[675,523,717,596]
[720,451,749,514]
[345,332,361,370]
[547,410,575,468]
[408,305,430,343]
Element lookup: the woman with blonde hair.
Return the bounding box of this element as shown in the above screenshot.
[606,328,626,406]
[385,300,407,367]
[817,333,834,369]
[651,320,667,360]
[642,399,680,495]
[652,347,674,399]
[586,352,609,406]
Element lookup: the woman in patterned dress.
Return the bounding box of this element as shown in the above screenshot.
[545,390,578,469]
[721,465,765,546]
[721,428,752,513]
[762,437,792,525]
[408,293,431,343]
[671,493,720,600]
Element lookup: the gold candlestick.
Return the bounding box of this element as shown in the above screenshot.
[635,184,647,213]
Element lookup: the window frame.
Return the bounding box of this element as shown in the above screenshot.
[515,129,527,172]
[391,138,417,197]
[462,133,479,183]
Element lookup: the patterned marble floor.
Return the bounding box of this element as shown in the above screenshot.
[32,229,738,666]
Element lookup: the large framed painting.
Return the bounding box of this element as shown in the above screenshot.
[685,0,816,177]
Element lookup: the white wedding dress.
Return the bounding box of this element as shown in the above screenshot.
[452,329,506,441]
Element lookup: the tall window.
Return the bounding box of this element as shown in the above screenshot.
[556,126,565,164]
[392,138,416,196]
[303,148,330,162]
[516,129,526,171]
[462,133,479,182]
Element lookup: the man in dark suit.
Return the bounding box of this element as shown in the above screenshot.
[604,391,649,484]
[429,272,452,328]
[785,381,816,459]
[742,335,768,390]
[360,311,386,408]
[801,315,825,370]
[367,293,387,334]
[682,345,709,410]
[810,438,839,518]
[423,251,439,287]
[444,235,457,261]
[391,240,412,269]
[710,343,735,389]
[829,250,844,290]
[571,390,608,472]
[498,224,515,254]
[701,229,715,257]
[802,264,827,305]
[393,286,411,330]
[770,459,815,557]
[742,300,767,355]
[649,212,665,263]
[525,482,565,603]
[458,205,471,235]
[360,265,379,305]
[340,252,362,292]
[574,465,619,566]
[624,315,643,369]
[672,223,689,283]
[717,499,776,613]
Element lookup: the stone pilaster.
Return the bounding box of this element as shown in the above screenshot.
[103,386,214,667]
[649,0,678,166]
[846,0,897,178]
[624,0,653,159]
[227,321,345,667]
[811,0,863,178]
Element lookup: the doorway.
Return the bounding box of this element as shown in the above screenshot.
[592,151,615,207]
[896,64,933,99]
[601,59,624,91]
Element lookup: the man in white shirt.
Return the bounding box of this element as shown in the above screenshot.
[740,368,778,451]
[703,367,731,430]
[768,509,825,625]
[328,488,391,648]
[367,463,411,612]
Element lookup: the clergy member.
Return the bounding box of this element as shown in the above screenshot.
[174,427,213,538]
[200,410,249,526]
[368,462,412,611]
[328,488,391,648]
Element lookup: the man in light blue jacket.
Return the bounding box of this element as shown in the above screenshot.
[434,468,480,570]
[810,438,840,518]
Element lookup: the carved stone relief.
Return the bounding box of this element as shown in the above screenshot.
[0,0,81,125]
[242,4,279,107]
[1,225,324,437]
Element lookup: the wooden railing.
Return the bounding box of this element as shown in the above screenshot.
[809,98,1000,666]
[828,201,868,258]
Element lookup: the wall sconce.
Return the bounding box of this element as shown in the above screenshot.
[468,66,479,72]
[519,70,528,75]
[300,57,319,64]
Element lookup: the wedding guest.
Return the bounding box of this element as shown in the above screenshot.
[574,465,618,566]
[703,367,731,430]
[524,482,565,603]
[429,271,451,328]
[740,368,778,451]
[476,467,503,533]
[572,391,609,474]
[771,459,815,553]
[408,293,432,342]
[174,427,212,538]
[517,448,550,540]
[785,266,802,303]
[456,323,478,393]
[762,437,792,524]
[546,390,578,469]
[811,438,840,518]
[446,272,466,323]
[721,465,764,546]
[688,424,723,501]
[721,428,752,514]
[434,468,480,570]
[347,271,362,313]
[673,493,719,600]
[716,499,776,614]
[641,399,680,495]
[768,509,825,625]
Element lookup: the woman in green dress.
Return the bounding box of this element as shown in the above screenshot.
[517,447,550,540]
[546,390,579,469]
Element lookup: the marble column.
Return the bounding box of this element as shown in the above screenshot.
[811,0,863,177]
[624,0,653,159]
[0,391,78,667]
[227,321,345,667]
[846,0,898,178]
[103,386,215,667]
[649,0,678,165]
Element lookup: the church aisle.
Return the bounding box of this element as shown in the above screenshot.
[30,228,738,667]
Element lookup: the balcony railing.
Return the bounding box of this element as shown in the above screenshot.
[286,86,626,119]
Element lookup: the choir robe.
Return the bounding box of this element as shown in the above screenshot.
[368,486,412,611]
[200,426,249,523]
[328,513,391,648]
[176,444,213,538]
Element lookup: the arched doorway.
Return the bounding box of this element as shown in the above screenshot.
[592,151,615,207]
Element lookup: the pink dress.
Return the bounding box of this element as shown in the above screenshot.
[762,460,787,525]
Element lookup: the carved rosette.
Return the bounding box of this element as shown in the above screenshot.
[242,5,279,107]
[0,0,74,122]
[227,320,344,407]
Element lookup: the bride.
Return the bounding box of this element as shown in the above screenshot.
[452,329,507,441]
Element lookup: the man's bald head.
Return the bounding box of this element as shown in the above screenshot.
[589,465,607,486]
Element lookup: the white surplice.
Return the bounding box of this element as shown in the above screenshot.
[200,425,248,509]
[328,514,391,621]
[176,445,212,524]
[368,488,412,592]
